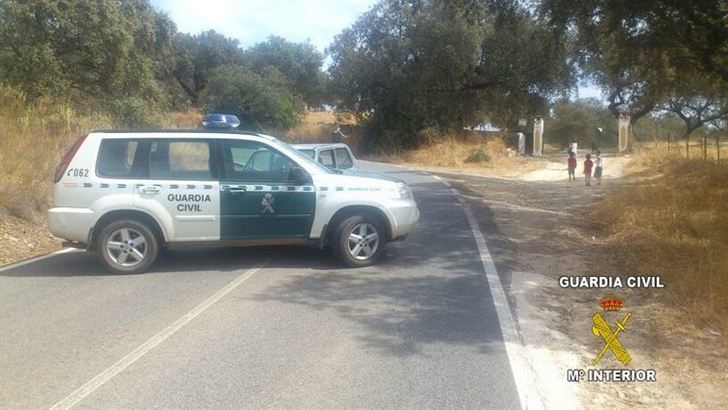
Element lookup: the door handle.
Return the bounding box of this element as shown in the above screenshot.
[228,187,247,193]
[140,185,161,194]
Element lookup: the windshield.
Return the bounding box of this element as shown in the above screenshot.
[297,149,315,159]
[204,114,224,122]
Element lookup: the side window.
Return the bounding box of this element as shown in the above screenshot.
[97,139,141,177]
[149,140,211,180]
[221,140,297,182]
[249,150,273,171]
[334,148,354,169]
[318,149,334,167]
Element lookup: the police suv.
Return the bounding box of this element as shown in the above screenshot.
[49,130,419,274]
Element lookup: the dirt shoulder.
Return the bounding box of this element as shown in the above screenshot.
[0,212,61,266]
[431,156,727,408]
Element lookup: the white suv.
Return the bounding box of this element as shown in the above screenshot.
[48,130,419,274]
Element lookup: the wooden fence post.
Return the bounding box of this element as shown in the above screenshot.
[667,134,670,154]
[718,134,721,165]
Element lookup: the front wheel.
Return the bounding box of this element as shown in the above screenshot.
[333,215,385,267]
[96,219,159,274]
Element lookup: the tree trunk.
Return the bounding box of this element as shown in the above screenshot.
[619,114,631,152]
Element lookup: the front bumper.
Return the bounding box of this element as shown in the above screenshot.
[388,200,420,240]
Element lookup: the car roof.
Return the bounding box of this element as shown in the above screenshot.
[292,143,349,150]
[89,129,276,141]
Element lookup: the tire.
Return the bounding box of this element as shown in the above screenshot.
[333,215,385,267]
[96,219,159,274]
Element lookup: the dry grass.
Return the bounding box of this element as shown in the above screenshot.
[163,109,202,129]
[284,110,338,143]
[379,133,546,176]
[592,142,728,337]
[0,86,113,219]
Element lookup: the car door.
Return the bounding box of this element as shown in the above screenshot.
[219,139,315,240]
[133,139,220,242]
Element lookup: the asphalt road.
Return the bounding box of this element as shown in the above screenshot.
[0,162,521,409]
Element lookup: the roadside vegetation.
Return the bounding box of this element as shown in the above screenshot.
[0,85,109,218]
[592,144,728,336]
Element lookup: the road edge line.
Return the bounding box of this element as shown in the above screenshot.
[0,248,80,273]
[49,263,266,410]
[431,174,543,410]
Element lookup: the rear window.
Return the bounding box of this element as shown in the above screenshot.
[334,148,354,169]
[97,139,142,177]
[318,149,334,167]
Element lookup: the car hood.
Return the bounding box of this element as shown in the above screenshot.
[341,169,405,184]
[313,171,406,192]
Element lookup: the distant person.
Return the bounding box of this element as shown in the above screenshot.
[567,151,577,182]
[571,138,578,157]
[584,153,594,187]
[594,151,603,185]
[591,141,597,154]
[331,126,348,143]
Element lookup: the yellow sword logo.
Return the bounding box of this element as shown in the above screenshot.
[592,312,632,365]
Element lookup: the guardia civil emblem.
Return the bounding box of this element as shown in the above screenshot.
[261,193,275,214]
[592,295,632,365]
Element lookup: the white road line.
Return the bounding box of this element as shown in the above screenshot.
[0,248,80,273]
[50,263,266,410]
[432,174,543,410]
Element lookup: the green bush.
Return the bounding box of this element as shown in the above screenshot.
[106,96,163,128]
[465,148,490,163]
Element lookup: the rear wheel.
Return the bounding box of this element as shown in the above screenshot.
[96,219,158,274]
[333,215,385,267]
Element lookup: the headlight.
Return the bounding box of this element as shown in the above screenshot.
[397,183,412,200]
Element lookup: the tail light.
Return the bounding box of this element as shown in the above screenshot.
[54,134,88,183]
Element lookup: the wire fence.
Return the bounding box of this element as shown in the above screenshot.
[665,134,725,165]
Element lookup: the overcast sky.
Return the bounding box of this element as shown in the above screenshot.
[151,0,602,99]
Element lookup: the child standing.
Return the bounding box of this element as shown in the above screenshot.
[584,154,593,187]
[594,152,603,185]
[567,151,577,182]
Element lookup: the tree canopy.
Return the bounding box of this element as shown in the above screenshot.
[247,36,326,107]
[0,0,325,128]
[0,0,175,105]
[541,0,728,138]
[328,0,573,148]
